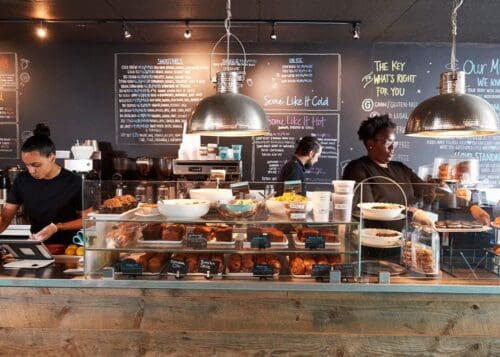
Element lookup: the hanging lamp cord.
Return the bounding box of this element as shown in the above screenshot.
[450,0,463,73]
[225,0,232,69]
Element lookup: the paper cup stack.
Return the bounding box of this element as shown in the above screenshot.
[331,180,356,222]
[310,191,332,222]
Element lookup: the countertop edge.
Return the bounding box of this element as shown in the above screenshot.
[0,278,499,294]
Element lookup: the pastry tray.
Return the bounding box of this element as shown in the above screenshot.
[435,226,491,233]
[137,237,183,247]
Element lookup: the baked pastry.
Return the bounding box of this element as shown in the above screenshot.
[106,222,140,248]
[297,227,319,242]
[214,226,233,242]
[254,254,267,265]
[318,228,338,243]
[210,254,225,273]
[193,225,215,241]
[438,163,450,180]
[266,227,285,242]
[494,217,500,226]
[266,255,281,273]
[290,256,306,275]
[162,224,185,241]
[141,223,163,241]
[241,255,254,272]
[228,254,242,272]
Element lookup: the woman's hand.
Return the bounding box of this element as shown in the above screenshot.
[32,223,58,242]
[412,209,436,229]
[470,205,490,226]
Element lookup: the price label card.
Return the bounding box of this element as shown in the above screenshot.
[230,181,250,197]
[198,259,220,275]
[253,264,275,277]
[334,263,354,279]
[118,260,143,275]
[166,259,188,275]
[250,234,271,249]
[284,180,302,194]
[311,264,331,278]
[187,233,208,249]
[305,235,326,249]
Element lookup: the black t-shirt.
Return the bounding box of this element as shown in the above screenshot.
[7,168,86,245]
[277,156,306,196]
[342,156,425,206]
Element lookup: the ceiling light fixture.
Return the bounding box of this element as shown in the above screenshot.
[36,20,47,39]
[187,0,270,137]
[270,22,277,40]
[123,22,132,39]
[184,20,192,39]
[352,22,360,40]
[405,0,499,137]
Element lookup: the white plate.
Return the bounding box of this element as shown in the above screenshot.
[361,228,402,247]
[357,203,405,220]
[436,226,491,233]
[135,211,162,218]
[207,240,236,248]
[137,237,183,247]
[353,211,406,221]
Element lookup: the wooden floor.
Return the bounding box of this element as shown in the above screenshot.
[0,287,499,356]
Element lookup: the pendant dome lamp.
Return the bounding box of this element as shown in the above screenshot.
[187,0,270,137]
[405,0,499,137]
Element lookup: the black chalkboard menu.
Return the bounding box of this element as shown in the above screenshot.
[115,53,212,145]
[358,44,500,186]
[0,52,18,158]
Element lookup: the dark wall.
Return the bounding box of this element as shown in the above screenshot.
[0,41,499,185]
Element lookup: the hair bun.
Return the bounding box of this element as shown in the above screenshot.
[33,123,51,137]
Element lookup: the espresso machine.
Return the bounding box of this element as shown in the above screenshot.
[172,160,242,198]
[64,140,101,179]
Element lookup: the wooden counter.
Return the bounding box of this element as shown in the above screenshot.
[0,279,499,355]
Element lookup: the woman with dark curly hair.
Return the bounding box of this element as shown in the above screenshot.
[342,114,490,226]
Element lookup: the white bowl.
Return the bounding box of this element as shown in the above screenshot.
[71,145,94,159]
[265,199,313,217]
[357,202,405,220]
[158,199,210,219]
[189,188,234,204]
[361,228,403,247]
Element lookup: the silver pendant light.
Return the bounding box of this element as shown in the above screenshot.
[187,0,270,137]
[405,0,499,137]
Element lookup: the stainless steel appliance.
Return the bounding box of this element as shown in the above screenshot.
[172,160,242,181]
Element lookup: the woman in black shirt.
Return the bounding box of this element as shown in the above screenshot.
[0,133,93,245]
[342,115,490,225]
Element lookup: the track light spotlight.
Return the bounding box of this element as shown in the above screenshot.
[270,22,277,40]
[36,20,47,39]
[352,22,360,40]
[123,22,132,39]
[184,21,192,39]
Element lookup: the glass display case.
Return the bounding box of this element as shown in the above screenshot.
[81,180,499,283]
[82,180,360,282]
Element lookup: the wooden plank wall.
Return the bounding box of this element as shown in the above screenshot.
[0,287,499,356]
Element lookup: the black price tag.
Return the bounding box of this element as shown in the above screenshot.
[117,259,143,275]
[230,181,250,197]
[284,180,302,194]
[253,264,275,277]
[167,259,188,275]
[198,259,220,275]
[187,233,208,249]
[334,264,354,279]
[305,235,325,249]
[311,264,331,279]
[250,234,271,249]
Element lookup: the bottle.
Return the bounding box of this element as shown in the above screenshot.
[135,182,147,203]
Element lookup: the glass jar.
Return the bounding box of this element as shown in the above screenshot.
[402,223,440,277]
